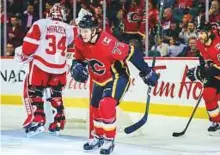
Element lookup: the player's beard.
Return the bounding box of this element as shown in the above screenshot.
[198,32,208,44]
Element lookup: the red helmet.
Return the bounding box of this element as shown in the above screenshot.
[49,3,67,21]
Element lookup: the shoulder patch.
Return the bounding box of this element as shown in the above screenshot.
[102,37,112,45]
[215,42,220,51]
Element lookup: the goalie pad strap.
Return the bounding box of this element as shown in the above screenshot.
[54,116,65,121]
[34,112,45,117]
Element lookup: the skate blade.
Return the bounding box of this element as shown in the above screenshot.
[49,131,60,136]
[208,131,220,137]
[83,145,102,153]
[26,126,45,138]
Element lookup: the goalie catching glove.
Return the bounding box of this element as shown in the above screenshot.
[70,60,88,83]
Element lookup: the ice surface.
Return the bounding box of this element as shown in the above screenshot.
[1,105,220,155]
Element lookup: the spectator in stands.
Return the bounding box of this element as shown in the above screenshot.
[7,0,23,15]
[5,42,15,56]
[161,0,175,9]
[94,4,111,32]
[184,37,200,57]
[123,0,142,44]
[138,1,158,38]
[108,0,122,25]
[151,36,169,57]
[179,21,197,44]
[111,9,125,41]
[161,7,173,31]
[7,16,24,48]
[209,0,220,22]
[175,0,194,9]
[167,36,187,57]
[43,1,53,18]
[1,3,9,55]
[179,14,192,29]
[22,3,38,33]
[162,19,181,44]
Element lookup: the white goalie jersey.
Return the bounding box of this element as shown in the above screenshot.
[22,18,75,74]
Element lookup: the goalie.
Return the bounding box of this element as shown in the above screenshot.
[14,3,75,137]
[70,14,159,154]
[187,22,220,134]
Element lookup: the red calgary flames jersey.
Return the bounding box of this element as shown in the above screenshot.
[197,30,220,67]
[74,31,134,85]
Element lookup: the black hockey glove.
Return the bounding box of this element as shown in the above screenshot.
[139,69,159,87]
[70,60,88,83]
[186,66,206,83]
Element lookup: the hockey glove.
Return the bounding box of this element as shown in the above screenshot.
[139,69,159,87]
[14,46,32,63]
[70,60,88,83]
[186,66,206,83]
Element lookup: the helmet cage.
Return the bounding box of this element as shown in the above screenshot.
[49,3,67,21]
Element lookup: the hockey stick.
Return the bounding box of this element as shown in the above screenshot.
[124,56,156,134]
[124,0,164,134]
[172,94,203,137]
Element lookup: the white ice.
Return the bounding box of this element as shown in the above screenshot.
[1,105,220,155]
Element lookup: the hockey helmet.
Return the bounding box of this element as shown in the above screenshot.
[78,15,98,29]
[49,3,67,21]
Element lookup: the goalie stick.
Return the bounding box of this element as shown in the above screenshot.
[172,94,203,137]
[124,0,164,134]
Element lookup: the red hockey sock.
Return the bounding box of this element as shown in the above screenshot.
[99,97,117,139]
[92,106,104,136]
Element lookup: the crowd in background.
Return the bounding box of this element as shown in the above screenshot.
[0,0,220,57]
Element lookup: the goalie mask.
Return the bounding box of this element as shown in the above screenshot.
[78,15,99,43]
[49,3,67,21]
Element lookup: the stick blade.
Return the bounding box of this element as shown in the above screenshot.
[172,131,185,137]
[124,119,146,134]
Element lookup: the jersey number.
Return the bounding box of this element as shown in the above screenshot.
[45,35,66,56]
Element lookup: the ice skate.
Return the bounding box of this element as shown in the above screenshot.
[24,122,45,137]
[83,136,104,151]
[48,122,61,136]
[208,122,220,132]
[208,122,220,136]
[100,138,115,154]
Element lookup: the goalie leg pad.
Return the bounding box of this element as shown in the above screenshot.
[23,85,45,127]
[48,86,66,133]
[99,97,117,139]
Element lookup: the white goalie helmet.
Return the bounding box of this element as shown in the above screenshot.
[49,3,67,21]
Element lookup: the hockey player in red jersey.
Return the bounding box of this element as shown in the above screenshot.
[70,15,159,154]
[187,22,220,133]
[14,3,75,137]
